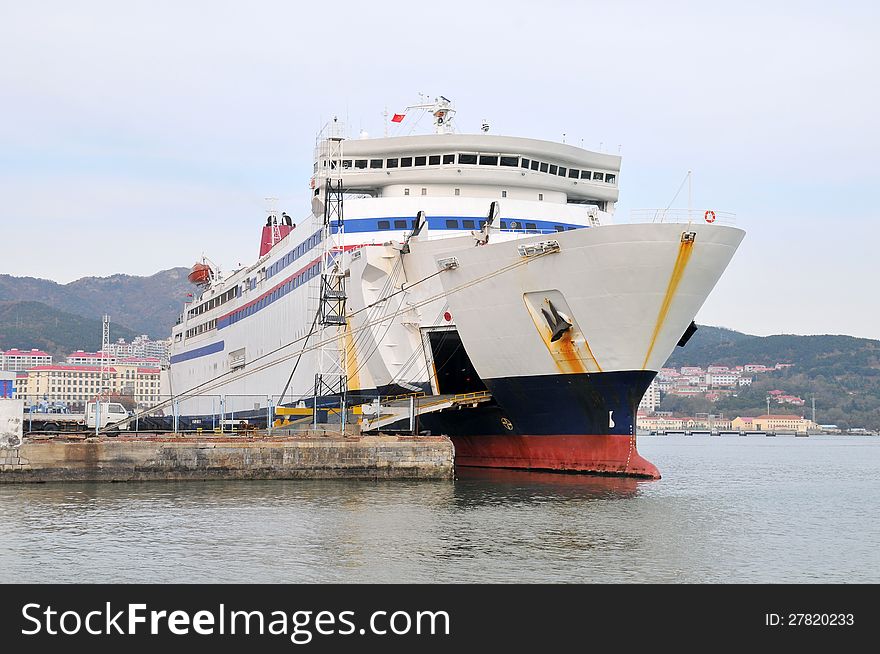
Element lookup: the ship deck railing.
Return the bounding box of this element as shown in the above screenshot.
[629,208,737,226]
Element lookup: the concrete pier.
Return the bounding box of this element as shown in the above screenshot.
[0,432,454,483]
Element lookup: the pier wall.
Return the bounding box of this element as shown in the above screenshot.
[0,434,454,482]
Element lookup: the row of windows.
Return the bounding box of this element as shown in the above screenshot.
[372,217,581,233]
[266,230,323,281]
[317,153,616,184]
[189,287,239,319]
[186,318,217,339]
[222,263,322,329]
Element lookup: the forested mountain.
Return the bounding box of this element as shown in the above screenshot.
[0,268,190,338]
[662,326,880,430]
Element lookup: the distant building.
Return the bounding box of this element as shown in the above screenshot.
[732,415,816,432]
[14,372,28,400]
[1,348,53,371]
[66,350,117,366]
[681,366,704,375]
[707,365,730,374]
[638,415,686,431]
[658,368,681,380]
[738,377,753,386]
[706,373,739,388]
[20,364,162,409]
[104,335,171,365]
[118,356,161,368]
[731,416,755,431]
[743,364,770,373]
[639,379,661,413]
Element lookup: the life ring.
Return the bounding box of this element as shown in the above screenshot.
[704,210,716,223]
[309,177,316,190]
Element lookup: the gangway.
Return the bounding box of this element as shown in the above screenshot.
[361,391,492,432]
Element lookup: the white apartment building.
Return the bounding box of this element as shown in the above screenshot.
[1,348,53,371]
[638,379,661,413]
[66,351,117,366]
[706,373,740,388]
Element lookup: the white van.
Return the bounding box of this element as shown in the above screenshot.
[85,402,130,430]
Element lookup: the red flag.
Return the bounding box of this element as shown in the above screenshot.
[391,113,405,123]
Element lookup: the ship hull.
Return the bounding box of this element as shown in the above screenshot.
[417,370,659,478]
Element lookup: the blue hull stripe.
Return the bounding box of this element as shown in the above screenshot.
[170,340,224,364]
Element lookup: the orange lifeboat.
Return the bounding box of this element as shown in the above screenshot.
[188,262,212,286]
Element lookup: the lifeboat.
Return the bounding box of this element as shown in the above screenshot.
[187,262,212,286]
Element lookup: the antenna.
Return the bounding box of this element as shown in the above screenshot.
[687,170,693,222]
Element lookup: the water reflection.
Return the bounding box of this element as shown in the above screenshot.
[454,467,647,504]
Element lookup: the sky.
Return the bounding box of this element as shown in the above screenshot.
[1,1,878,339]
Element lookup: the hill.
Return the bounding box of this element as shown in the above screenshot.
[662,326,880,431]
[0,268,190,338]
[0,301,139,359]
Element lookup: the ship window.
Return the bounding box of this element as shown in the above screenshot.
[526,222,537,231]
[463,219,476,229]
[530,160,539,171]
[428,155,441,165]
[411,218,420,228]
[421,188,427,196]
[443,154,455,164]
[414,156,427,166]
[394,219,407,229]
[538,193,544,201]
[521,158,530,168]
[378,220,390,230]
[580,170,592,179]
[400,157,413,167]
[501,190,507,198]
[555,225,565,232]
[478,155,498,165]
[355,159,367,169]
[568,168,579,178]
[500,156,519,167]
[404,188,410,195]
[446,219,459,228]
[479,220,487,229]
[539,162,549,172]
[500,220,508,229]
[458,153,477,164]
[549,164,558,175]
[341,159,352,169]
[370,159,383,169]
[387,158,399,168]
[454,188,460,196]
[605,173,616,184]
[593,171,604,180]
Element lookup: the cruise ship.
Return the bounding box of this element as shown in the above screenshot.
[168,97,745,478]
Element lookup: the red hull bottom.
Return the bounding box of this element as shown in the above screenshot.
[450,434,661,479]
